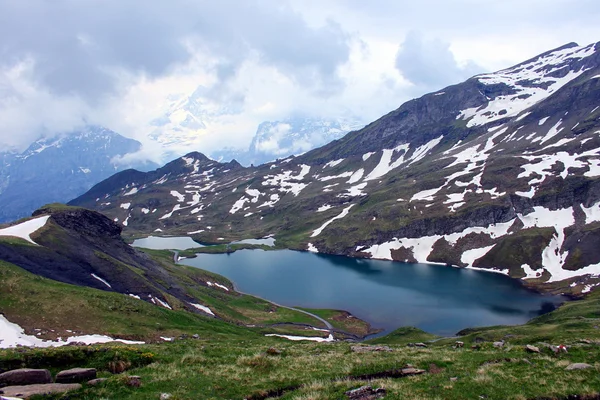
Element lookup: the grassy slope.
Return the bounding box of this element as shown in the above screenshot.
[1,283,598,399]
[0,252,327,342]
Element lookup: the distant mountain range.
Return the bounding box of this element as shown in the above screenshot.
[210,117,364,166]
[72,41,600,295]
[0,126,155,223]
[144,81,365,166]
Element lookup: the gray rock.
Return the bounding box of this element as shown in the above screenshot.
[55,368,97,384]
[87,378,108,386]
[266,347,282,355]
[350,345,393,353]
[414,343,428,348]
[493,340,505,348]
[525,345,540,353]
[0,383,81,398]
[345,385,386,400]
[125,376,142,387]
[0,369,52,386]
[401,367,426,376]
[160,393,172,400]
[566,363,593,370]
[192,334,200,339]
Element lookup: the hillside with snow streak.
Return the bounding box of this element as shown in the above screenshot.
[71,41,600,295]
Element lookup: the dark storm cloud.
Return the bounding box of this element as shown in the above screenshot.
[0,0,351,101]
[395,31,483,92]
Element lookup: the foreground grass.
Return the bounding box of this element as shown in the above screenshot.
[1,292,599,399]
[2,334,599,400]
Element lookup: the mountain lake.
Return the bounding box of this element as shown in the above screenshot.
[133,237,564,336]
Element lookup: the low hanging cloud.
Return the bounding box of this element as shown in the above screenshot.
[395,31,483,92]
[0,0,352,151]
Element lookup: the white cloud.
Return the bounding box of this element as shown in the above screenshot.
[0,0,597,160]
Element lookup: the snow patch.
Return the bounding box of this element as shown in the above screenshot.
[265,333,334,342]
[0,215,50,245]
[190,303,215,316]
[0,314,144,349]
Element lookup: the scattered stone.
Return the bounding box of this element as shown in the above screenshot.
[87,378,108,386]
[192,334,200,339]
[450,377,458,382]
[579,339,592,344]
[566,363,593,370]
[160,393,172,400]
[266,347,282,356]
[414,343,428,348]
[345,385,386,400]
[493,340,505,348]
[125,376,142,387]
[522,359,533,365]
[454,341,464,348]
[0,369,52,386]
[1,383,81,398]
[525,345,540,353]
[351,345,393,353]
[56,368,97,384]
[108,360,131,374]
[471,344,482,350]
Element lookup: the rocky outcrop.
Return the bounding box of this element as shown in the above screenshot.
[55,368,97,384]
[0,369,51,386]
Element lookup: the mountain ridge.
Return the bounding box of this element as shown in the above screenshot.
[0,126,156,223]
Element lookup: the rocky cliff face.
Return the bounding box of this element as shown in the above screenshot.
[71,41,600,294]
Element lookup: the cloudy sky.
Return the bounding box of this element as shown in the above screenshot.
[1,0,598,161]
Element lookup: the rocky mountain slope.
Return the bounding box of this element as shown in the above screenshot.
[0,126,154,223]
[71,41,600,294]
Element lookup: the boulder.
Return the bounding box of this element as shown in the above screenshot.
[55,368,97,384]
[0,369,51,386]
[525,345,540,353]
[493,341,505,348]
[565,363,593,370]
[0,383,81,398]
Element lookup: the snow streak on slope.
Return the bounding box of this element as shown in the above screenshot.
[311,205,354,237]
